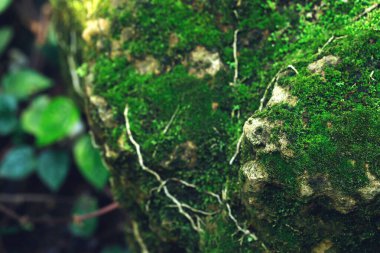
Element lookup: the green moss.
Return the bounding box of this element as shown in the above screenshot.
[111,0,223,58]
[62,0,380,251]
[255,26,380,194]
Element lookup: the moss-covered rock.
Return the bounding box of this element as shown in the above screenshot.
[52,0,380,252]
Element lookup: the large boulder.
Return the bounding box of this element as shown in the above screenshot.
[52,1,380,252]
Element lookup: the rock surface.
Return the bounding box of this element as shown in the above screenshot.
[52,1,380,252]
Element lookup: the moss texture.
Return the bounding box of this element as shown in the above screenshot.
[53,0,380,252]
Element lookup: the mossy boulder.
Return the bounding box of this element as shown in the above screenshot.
[52,0,380,252]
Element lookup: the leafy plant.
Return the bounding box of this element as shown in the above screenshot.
[1,69,52,100]
[0,26,13,55]
[21,96,81,146]
[37,149,70,191]
[0,146,36,179]
[0,94,18,135]
[74,135,109,190]
[0,0,11,14]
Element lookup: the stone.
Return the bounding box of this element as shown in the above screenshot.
[307,55,340,74]
[243,117,294,157]
[134,55,161,75]
[267,83,298,107]
[187,46,223,78]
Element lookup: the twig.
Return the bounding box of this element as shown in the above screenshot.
[226,203,257,241]
[370,70,376,81]
[124,106,203,232]
[73,202,120,224]
[162,185,202,232]
[167,204,216,216]
[287,65,299,75]
[0,203,71,225]
[229,133,244,165]
[317,35,347,55]
[319,35,335,54]
[162,106,180,135]
[353,3,379,21]
[168,178,223,204]
[0,204,29,225]
[0,194,72,204]
[132,221,149,253]
[124,105,268,250]
[230,29,240,86]
[124,107,163,182]
[259,71,281,112]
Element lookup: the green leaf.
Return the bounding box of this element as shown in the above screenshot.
[21,96,50,136]
[0,146,36,179]
[0,26,13,55]
[0,94,17,135]
[21,96,81,146]
[69,194,98,238]
[37,149,70,192]
[37,97,81,146]
[74,135,109,189]
[2,69,52,100]
[0,0,11,14]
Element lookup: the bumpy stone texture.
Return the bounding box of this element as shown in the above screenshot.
[52,0,380,252]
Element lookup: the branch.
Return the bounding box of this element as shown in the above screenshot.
[229,133,244,165]
[162,106,180,135]
[353,3,379,21]
[73,202,120,224]
[230,29,240,86]
[0,204,29,225]
[0,193,72,204]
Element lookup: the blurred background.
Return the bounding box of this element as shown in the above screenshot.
[0,1,128,252]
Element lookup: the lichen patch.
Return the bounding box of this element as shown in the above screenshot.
[267,84,298,107]
[134,55,161,75]
[187,46,223,78]
[307,55,340,74]
[82,18,110,44]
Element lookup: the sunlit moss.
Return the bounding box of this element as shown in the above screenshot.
[56,0,380,251]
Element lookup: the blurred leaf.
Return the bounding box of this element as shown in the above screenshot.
[101,245,129,253]
[0,146,36,179]
[21,96,49,136]
[2,69,52,100]
[69,194,98,238]
[0,0,11,14]
[74,135,109,189]
[0,94,17,135]
[0,26,13,55]
[37,97,80,146]
[21,96,81,146]
[37,149,70,192]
